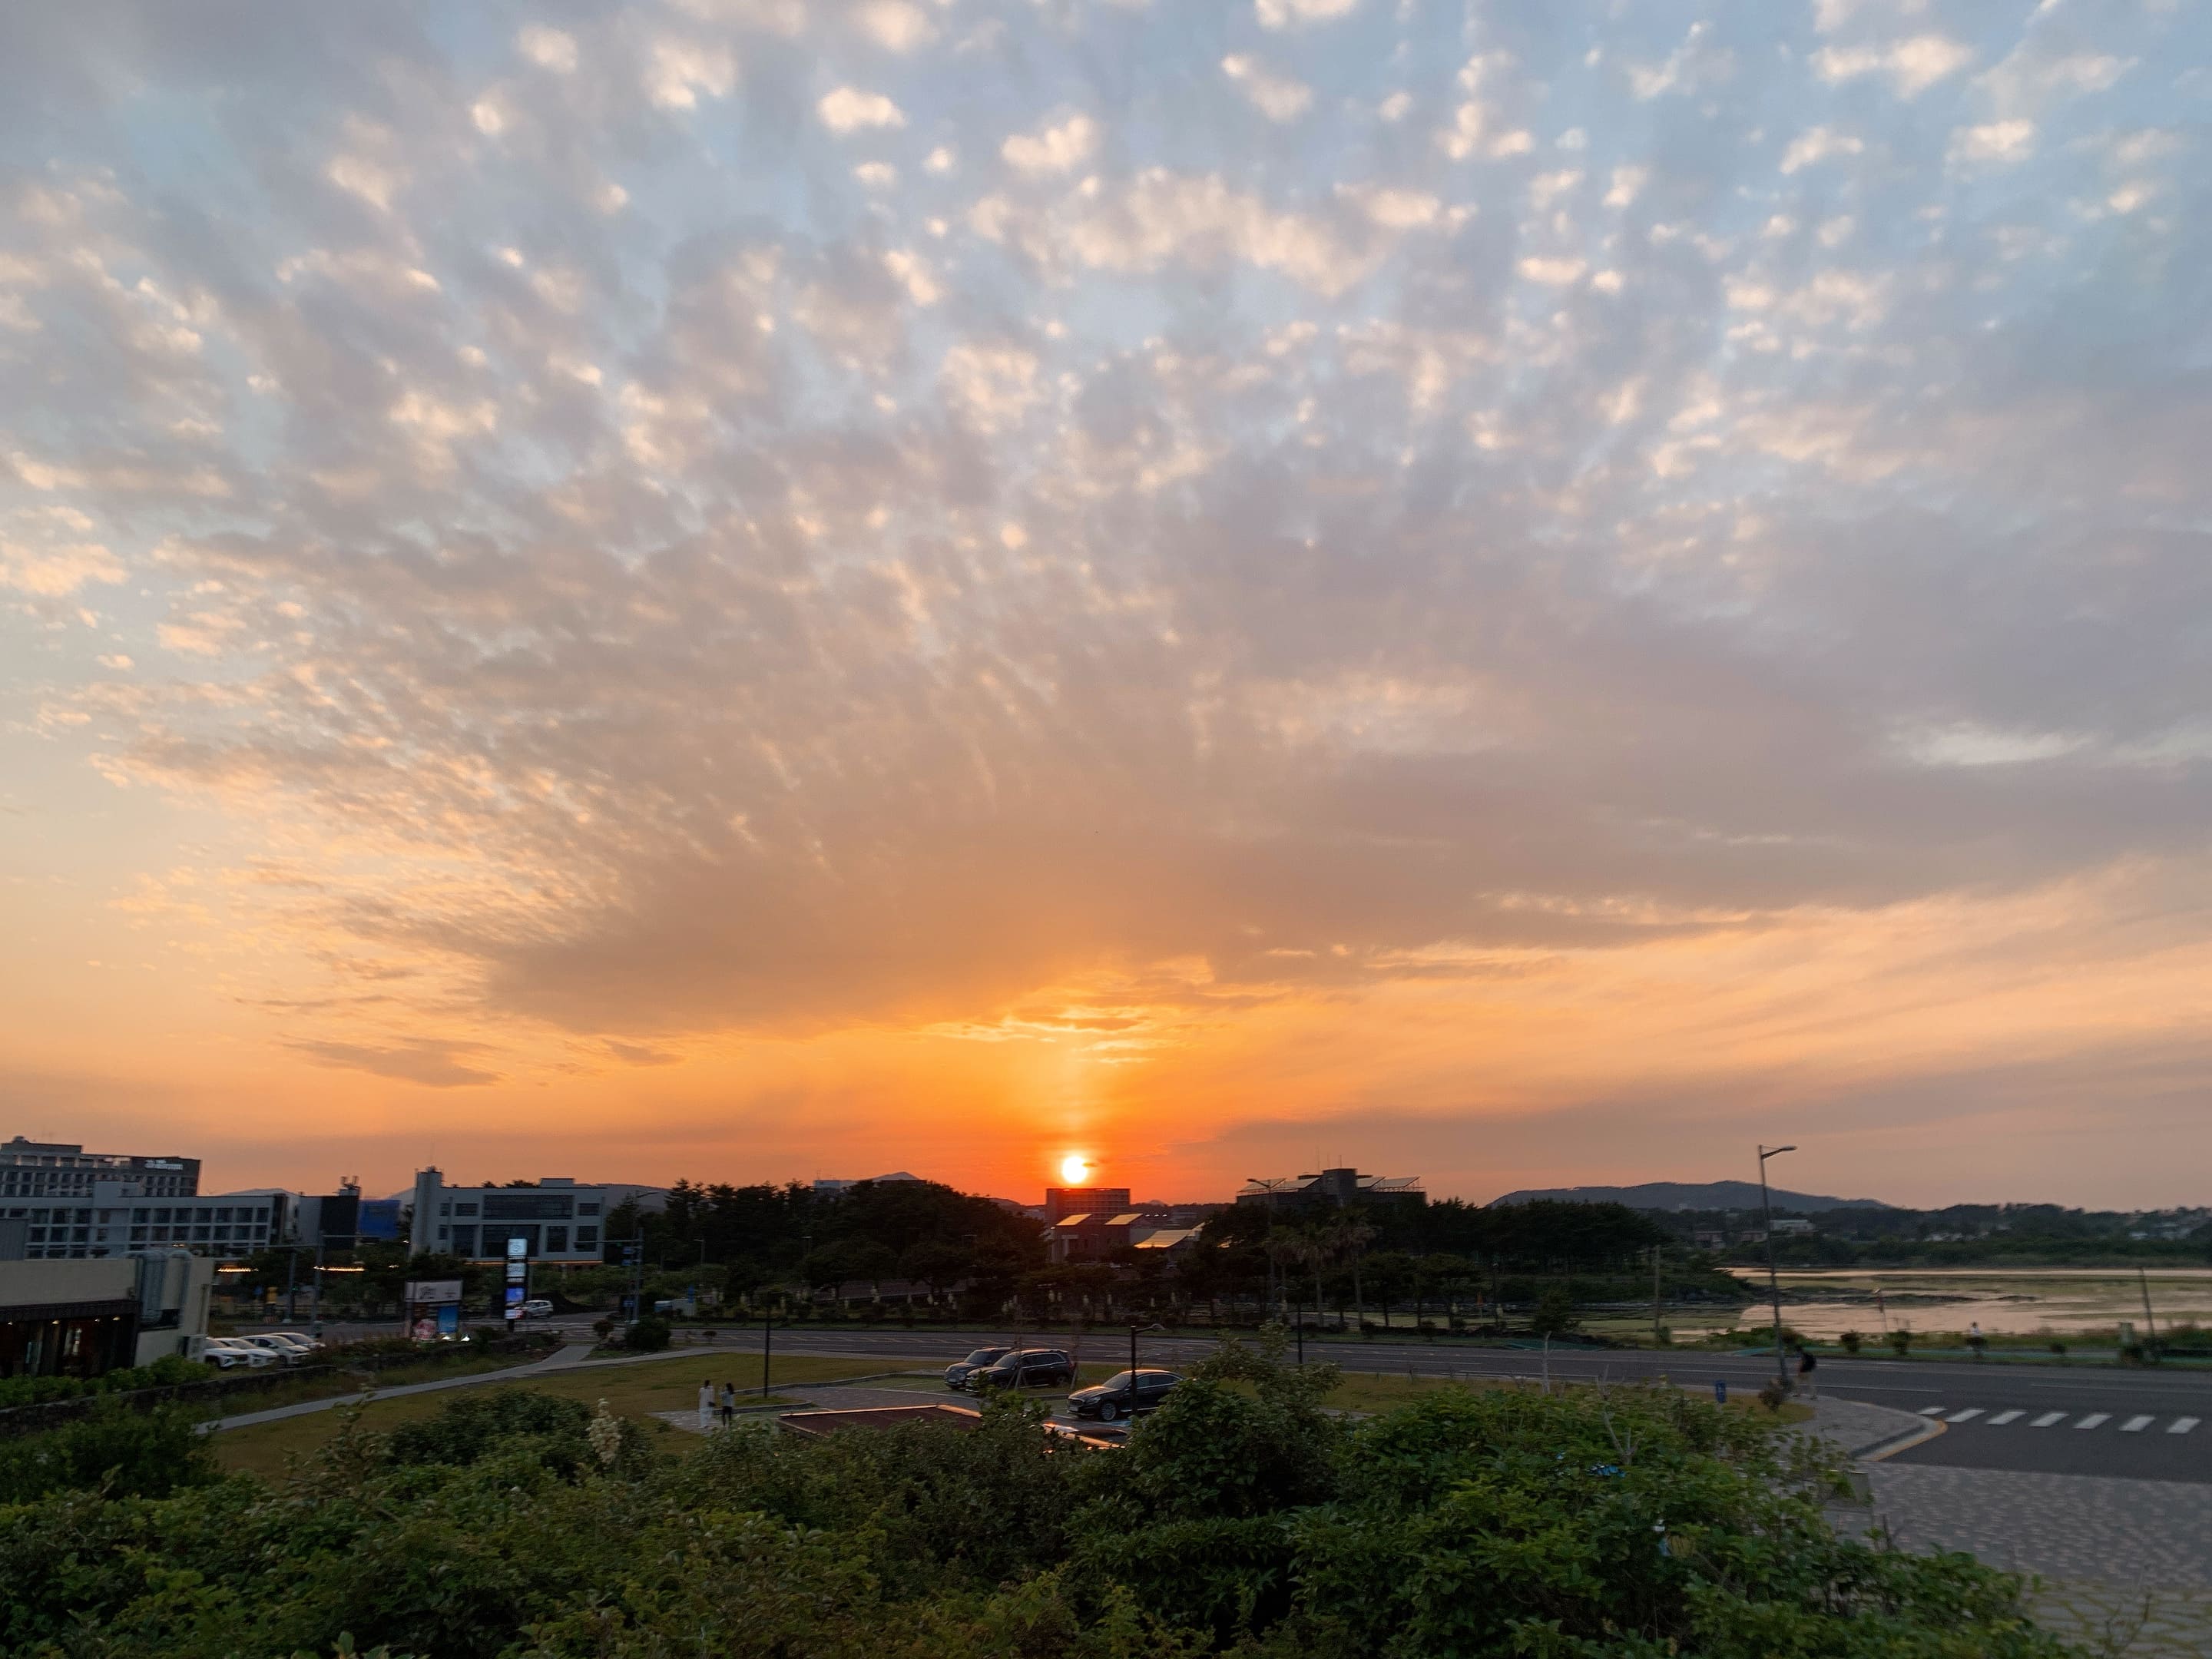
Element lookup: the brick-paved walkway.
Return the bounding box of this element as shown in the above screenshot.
[1862,1465,2212,1588]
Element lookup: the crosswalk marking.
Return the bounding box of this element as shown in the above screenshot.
[1947,1407,1984,1422]
[2120,1415,2155,1433]
[2029,1411,2065,1427]
[1986,1409,2024,1425]
[2074,1413,2111,1429]
[2169,1417,2200,1435]
[1919,1406,1947,1416]
[1904,1406,2201,1433]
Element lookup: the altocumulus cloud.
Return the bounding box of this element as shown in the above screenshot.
[1,0,2209,1090]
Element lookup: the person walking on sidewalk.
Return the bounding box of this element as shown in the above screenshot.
[720,1380,736,1428]
[697,1379,715,1431]
[1795,1345,1818,1400]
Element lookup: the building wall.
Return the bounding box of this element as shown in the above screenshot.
[409,1169,624,1263]
[1,1181,287,1260]
[0,1137,200,1199]
[1044,1186,1132,1224]
[0,1253,212,1377]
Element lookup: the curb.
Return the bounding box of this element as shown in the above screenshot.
[1853,1417,1947,1462]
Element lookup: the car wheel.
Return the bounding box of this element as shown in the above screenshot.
[1097,1399,1121,1422]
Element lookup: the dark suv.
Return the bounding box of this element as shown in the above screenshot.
[969,1348,1076,1391]
[944,1347,1013,1391]
[1068,1369,1180,1422]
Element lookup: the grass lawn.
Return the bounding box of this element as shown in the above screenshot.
[210,1352,893,1481]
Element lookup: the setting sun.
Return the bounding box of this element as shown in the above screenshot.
[1059,1154,1091,1185]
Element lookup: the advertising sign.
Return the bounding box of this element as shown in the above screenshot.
[506,1236,528,1259]
[503,1284,526,1320]
[403,1280,463,1305]
[437,1303,459,1337]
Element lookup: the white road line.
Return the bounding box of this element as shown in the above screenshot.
[2168,1417,2199,1435]
[2120,1415,2155,1433]
[2028,1411,2065,1428]
[1986,1409,2024,1425]
[1919,1406,1948,1416]
[2074,1412,2111,1429]
[1946,1407,1985,1422]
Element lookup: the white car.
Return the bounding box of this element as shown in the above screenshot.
[231,1333,311,1363]
[252,1331,323,1356]
[521,1299,555,1318]
[199,1338,276,1369]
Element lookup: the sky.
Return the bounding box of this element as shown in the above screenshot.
[2,0,2208,1211]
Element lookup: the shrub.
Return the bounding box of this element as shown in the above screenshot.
[1888,1328,1913,1356]
[0,1400,217,1502]
[1838,1330,1863,1353]
[623,1315,671,1353]
[2048,1339,2068,1359]
[0,1346,2077,1659]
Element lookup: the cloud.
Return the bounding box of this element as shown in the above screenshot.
[1949,120,2035,167]
[6,0,2212,1199]
[1255,0,1357,28]
[1001,112,1098,174]
[817,86,905,132]
[1780,126,1864,173]
[290,1040,502,1088]
[1221,55,1314,122]
[1813,35,1972,98]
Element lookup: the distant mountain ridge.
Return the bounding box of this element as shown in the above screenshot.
[1488,1181,1892,1214]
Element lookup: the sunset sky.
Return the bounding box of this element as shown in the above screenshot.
[3,1,2208,1210]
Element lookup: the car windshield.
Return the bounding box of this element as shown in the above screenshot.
[963,1349,1006,1364]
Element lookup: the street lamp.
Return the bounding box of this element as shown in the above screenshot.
[1757,1145,1796,1390]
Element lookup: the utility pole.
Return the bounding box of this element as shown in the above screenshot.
[2139,1267,2161,1363]
[760,1306,777,1399]
[1757,1145,1796,1390]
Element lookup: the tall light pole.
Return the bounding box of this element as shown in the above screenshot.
[1757,1145,1796,1389]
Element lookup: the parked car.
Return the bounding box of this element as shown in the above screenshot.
[257,1331,323,1355]
[1068,1368,1181,1422]
[230,1334,310,1363]
[968,1348,1076,1391]
[944,1346,1014,1390]
[198,1338,276,1369]
[521,1299,555,1318]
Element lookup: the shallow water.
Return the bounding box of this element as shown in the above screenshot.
[1698,1267,2212,1341]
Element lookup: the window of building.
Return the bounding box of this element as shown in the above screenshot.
[578,1202,601,1217]
[577,1226,598,1250]
[545,1226,568,1252]
[436,1225,449,1241]
[455,1202,478,1217]
[452,1226,477,1256]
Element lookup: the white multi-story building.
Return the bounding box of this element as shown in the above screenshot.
[0,1180,291,1261]
[1,1137,199,1200]
[408,1168,663,1263]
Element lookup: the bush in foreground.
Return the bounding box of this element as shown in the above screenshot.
[0,1337,2073,1658]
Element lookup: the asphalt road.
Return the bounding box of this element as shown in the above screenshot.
[534,1321,2210,1483]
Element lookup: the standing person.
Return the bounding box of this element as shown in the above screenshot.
[1795,1344,1818,1400]
[697,1378,715,1432]
[720,1380,736,1428]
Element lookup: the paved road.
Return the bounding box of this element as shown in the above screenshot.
[578,1322,2211,1482]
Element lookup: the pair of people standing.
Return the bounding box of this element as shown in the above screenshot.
[697,1379,739,1429]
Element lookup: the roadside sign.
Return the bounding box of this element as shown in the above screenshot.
[404,1279,462,1304]
[507,1236,528,1259]
[503,1285,525,1320]
[1713,1379,1727,1406]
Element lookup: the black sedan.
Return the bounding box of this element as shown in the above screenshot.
[944,1347,1013,1391]
[1068,1368,1180,1422]
[968,1348,1076,1391]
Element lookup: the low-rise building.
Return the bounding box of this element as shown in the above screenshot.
[1045,1210,1182,1263]
[0,1251,214,1378]
[1234,1168,1425,1210]
[408,1168,663,1263]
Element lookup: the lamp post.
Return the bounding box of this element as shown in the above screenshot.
[1757,1145,1796,1390]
